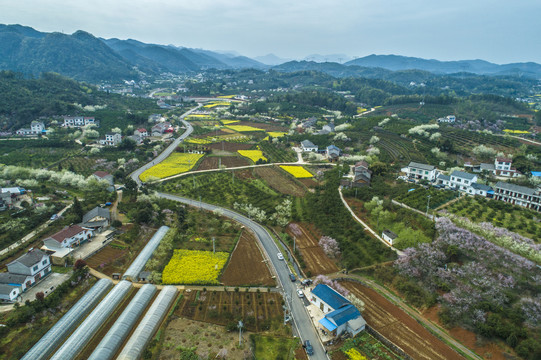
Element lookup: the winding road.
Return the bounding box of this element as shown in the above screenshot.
[158,193,328,360]
[130,104,201,186]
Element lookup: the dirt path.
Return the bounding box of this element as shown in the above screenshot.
[328,272,482,360]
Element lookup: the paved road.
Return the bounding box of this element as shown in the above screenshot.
[0,204,72,257]
[158,193,328,360]
[130,105,201,186]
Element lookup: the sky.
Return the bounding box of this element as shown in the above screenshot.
[1,0,540,64]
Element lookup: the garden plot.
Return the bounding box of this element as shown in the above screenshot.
[286,223,339,276]
[207,142,253,152]
[178,290,284,333]
[159,319,253,359]
[255,167,306,197]
[341,281,462,360]
[85,245,127,276]
[196,156,250,171]
[221,230,276,287]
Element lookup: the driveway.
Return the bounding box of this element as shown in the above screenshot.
[69,230,115,260]
[20,272,71,303]
[158,192,328,360]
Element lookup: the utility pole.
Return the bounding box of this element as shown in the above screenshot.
[426,195,431,217]
[238,320,243,346]
[293,236,296,253]
[212,237,215,254]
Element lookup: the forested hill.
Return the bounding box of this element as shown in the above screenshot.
[0,71,154,131]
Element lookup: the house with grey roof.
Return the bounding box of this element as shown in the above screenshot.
[300,140,318,152]
[404,162,438,181]
[0,284,20,303]
[467,183,493,197]
[449,171,478,191]
[326,145,341,160]
[0,273,34,293]
[81,206,111,233]
[494,182,541,212]
[7,249,51,287]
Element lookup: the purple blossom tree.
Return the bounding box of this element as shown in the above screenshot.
[319,236,341,259]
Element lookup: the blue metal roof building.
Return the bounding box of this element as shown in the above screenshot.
[311,284,349,310]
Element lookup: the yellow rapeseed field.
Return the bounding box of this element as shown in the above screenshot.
[162,249,229,284]
[238,149,267,163]
[503,129,530,134]
[220,120,240,125]
[140,153,203,181]
[226,125,265,132]
[185,138,213,144]
[344,348,367,360]
[280,165,313,178]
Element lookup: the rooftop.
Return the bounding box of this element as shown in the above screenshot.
[382,230,398,239]
[408,162,435,171]
[93,171,111,178]
[48,225,86,243]
[82,206,111,224]
[8,249,47,268]
[325,304,361,327]
[450,170,477,181]
[0,284,17,296]
[301,140,317,148]
[471,183,493,191]
[495,181,538,196]
[311,284,349,311]
[0,273,29,284]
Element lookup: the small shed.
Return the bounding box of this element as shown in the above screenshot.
[382,230,398,245]
[138,271,151,283]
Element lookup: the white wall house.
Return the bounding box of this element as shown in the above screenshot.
[63,116,97,127]
[494,157,521,177]
[43,225,94,249]
[449,171,478,191]
[437,115,456,123]
[404,162,437,181]
[6,249,51,287]
[466,183,493,197]
[99,133,122,146]
[0,284,20,302]
[494,182,541,212]
[300,140,318,152]
[382,230,397,246]
[16,121,45,136]
[0,273,34,293]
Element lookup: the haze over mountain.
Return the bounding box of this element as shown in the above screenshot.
[1,24,541,82]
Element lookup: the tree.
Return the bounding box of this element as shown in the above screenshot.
[35,292,45,302]
[369,162,388,176]
[118,137,136,151]
[124,177,138,195]
[74,259,87,270]
[72,197,83,222]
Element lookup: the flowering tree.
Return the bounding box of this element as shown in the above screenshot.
[319,236,341,259]
[313,275,349,297]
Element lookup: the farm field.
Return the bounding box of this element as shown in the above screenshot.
[221,230,276,286]
[334,332,402,360]
[162,249,229,285]
[441,196,541,240]
[258,141,297,162]
[85,244,127,276]
[255,166,306,197]
[159,319,253,359]
[238,149,266,163]
[286,223,339,276]
[225,125,265,132]
[238,121,288,132]
[341,281,462,360]
[177,290,285,333]
[207,142,253,152]
[251,335,300,360]
[0,139,80,168]
[280,165,313,178]
[139,152,204,181]
[196,156,250,171]
[395,186,458,211]
[298,178,318,188]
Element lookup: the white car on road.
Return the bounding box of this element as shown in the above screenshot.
[277,252,284,260]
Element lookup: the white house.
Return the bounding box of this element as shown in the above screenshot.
[310,284,366,338]
[436,173,451,187]
[494,182,541,212]
[43,225,94,249]
[31,121,45,133]
[0,284,20,302]
[493,157,521,178]
[134,128,149,138]
[404,162,437,181]
[449,171,478,191]
[300,140,318,152]
[0,273,34,293]
[99,133,122,146]
[382,230,398,246]
[326,145,341,160]
[437,115,456,123]
[6,249,51,286]
[467,183,493,197]
[63,116,97,128]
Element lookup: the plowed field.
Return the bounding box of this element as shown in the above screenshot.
[221,230,275,286]
[255,167,306,197]
[298,178,318,188]
[207,142,253,151]
[177,290,283,332]
[286,223,338,275]
[236,121,288,132]
[196,156,250,170]
[86,245,127,276]
[341,281,463,360]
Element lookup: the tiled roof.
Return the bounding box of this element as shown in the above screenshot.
[82,206,111,224]
[408,162,435,171]
[495,181,538,196]
[8,249,47,268]
[49,225,86,243]
[471,183,492,191]
[312,284,349,310]
[0,273,29,284]
[382,230,398,239]
[0,284,18,296]
[437,174,450,181]
[301,140,316,148]
[450,170,477,181]
[325,304,361,327]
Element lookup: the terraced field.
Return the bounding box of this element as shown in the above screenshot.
[255,166,306,197]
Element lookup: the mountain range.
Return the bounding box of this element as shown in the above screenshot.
[1,24,541,82]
